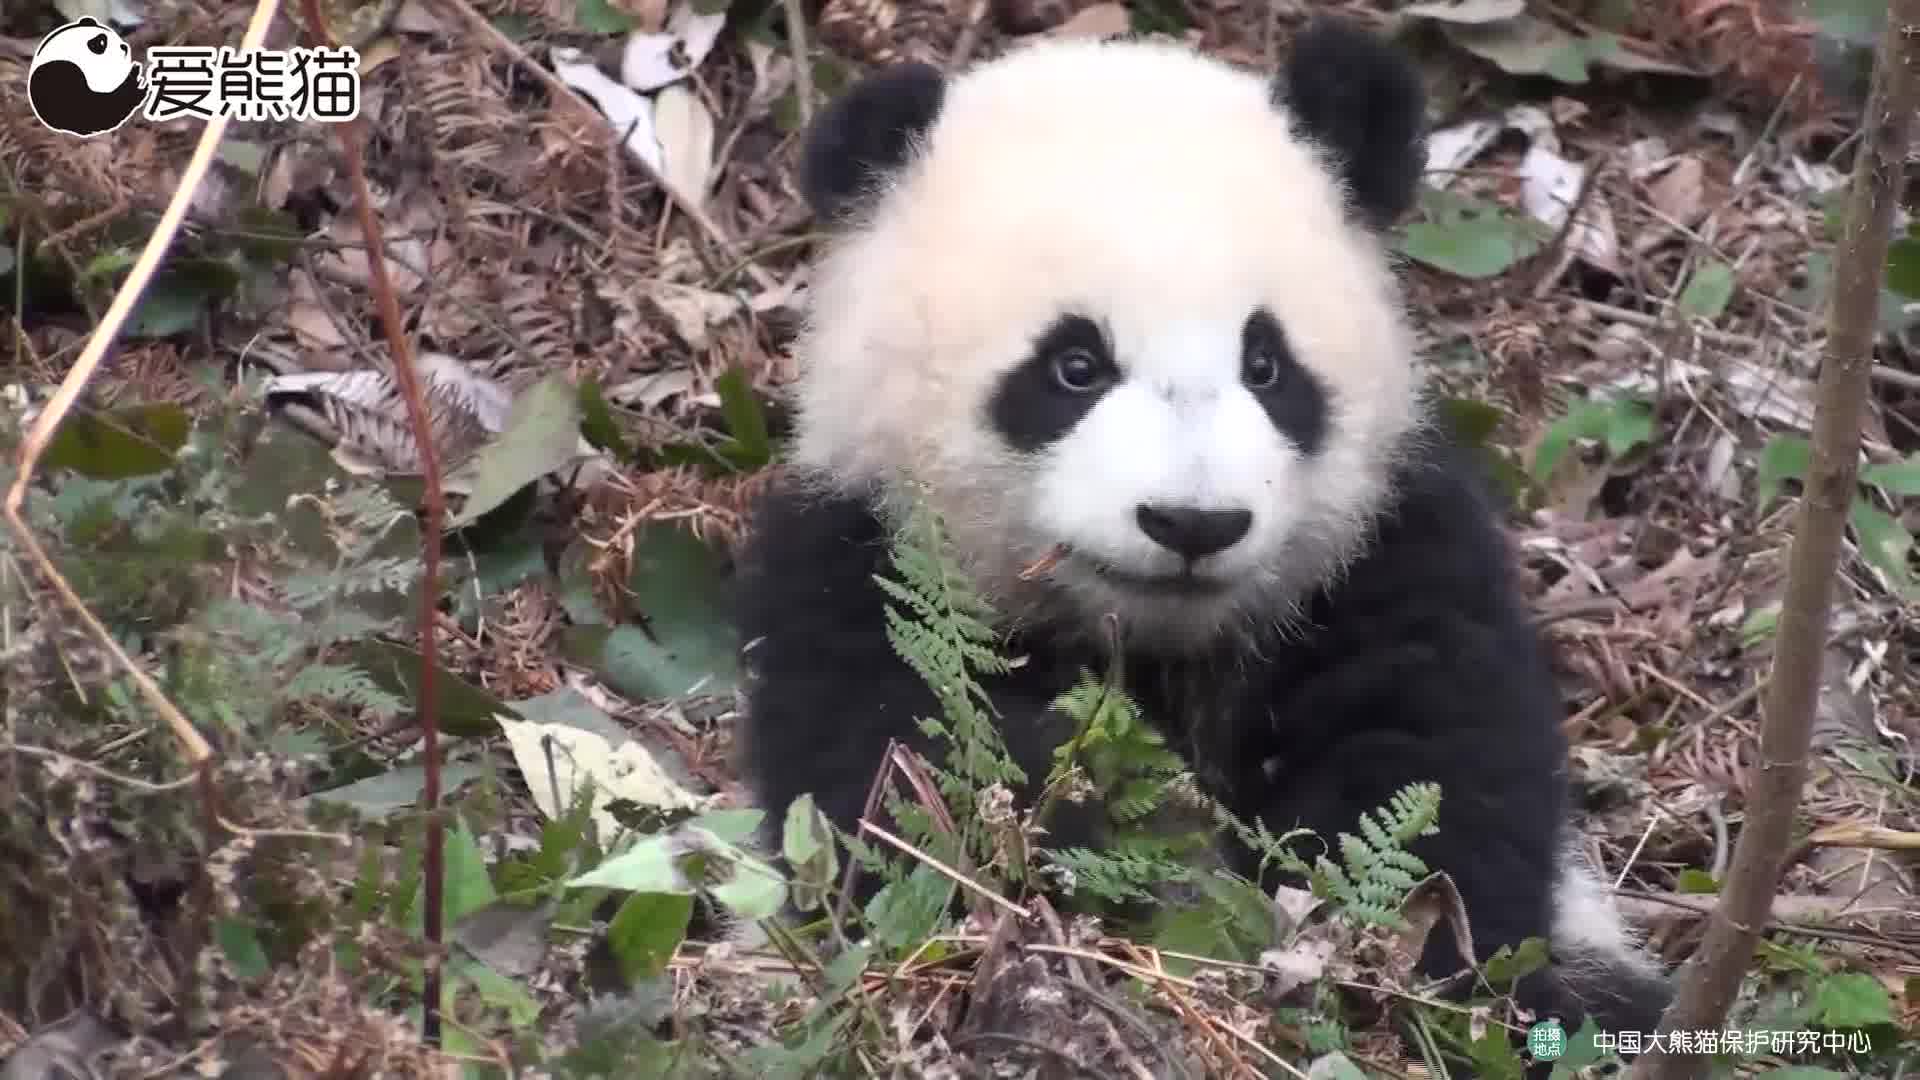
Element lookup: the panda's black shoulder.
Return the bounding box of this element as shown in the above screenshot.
[733,472,896,664]
[1341,416,1534,627]
[1246,409,1564,749]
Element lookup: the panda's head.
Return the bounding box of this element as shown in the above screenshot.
[31,16,136,96]
[789,19,1430,651]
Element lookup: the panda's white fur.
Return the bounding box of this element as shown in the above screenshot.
[734,18,1672,1048]
[791,36,1420,651]
[31,17,135,94]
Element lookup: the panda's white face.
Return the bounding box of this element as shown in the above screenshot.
[33,19,136,95]
[791,36,1426,650]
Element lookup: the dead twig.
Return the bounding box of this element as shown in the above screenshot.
[1628,9,1920,1077]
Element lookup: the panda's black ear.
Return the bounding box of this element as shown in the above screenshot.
[1276,17,1427,228]
[800,62,946,224]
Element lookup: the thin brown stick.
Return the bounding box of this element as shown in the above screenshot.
[299,0,451,1046]
[1629,10,1920,1077]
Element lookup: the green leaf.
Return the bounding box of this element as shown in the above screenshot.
[714,364,773,469]
[304,762,492,818]
[42,402,190,479]
[607,891,694,984]
[1757,435,1813,510]
[577,376,633,460]
[1483,936,1551,988]
[568,833,690,893]
[1676,867,1719,894]
[446,374,587,529]
[1739,602,1780,644]
[1433,17,1692,82]
[865,863,955,950]
[575,0,636,32]
[1439,396,1505,449]
[1849,501,1915,596]
[1677,260,1737,319]
[782,793,839,912]
[1305,1052,1371,1080]
[215,917,271,980]
[559,520,742,700]
[1810,971,1896,1029]
[1399,209,1542,279]
[1547,1019,1617,1079]
[1798,0,1886,45]
[692,807,764,845]
[126,267,233,338]
[409,816,499,932]
[1860,453,1920,497]
[1601,398,1655,458]
[706,852,787,920]
[1888,238,1920,298]
[349,639,519,738]
[1530,398,1611,481]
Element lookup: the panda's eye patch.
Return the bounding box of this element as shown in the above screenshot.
[1241,307,1330,456]
[88,33,109,53]
[987,313,1115,453]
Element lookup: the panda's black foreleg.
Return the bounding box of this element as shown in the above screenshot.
[1227,723,1591,1067]
[733,479,1098,916]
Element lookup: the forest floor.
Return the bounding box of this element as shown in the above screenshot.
[1,0,1917,1076]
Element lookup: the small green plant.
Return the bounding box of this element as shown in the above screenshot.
[1397,188,1551,280]
[1249,781,1444,932]
[1755,434,1920,600]
[1530,392,1656,483]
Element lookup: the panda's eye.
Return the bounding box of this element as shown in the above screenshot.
[88,33,109,53]
[1051,347,1107,392]
[1243,350,1280,390]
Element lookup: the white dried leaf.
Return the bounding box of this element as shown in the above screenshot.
[1519,144,1619,272]
[1424,118,1501,187]
[552,47,664,175]
[650,283,741,350]
[264,352,516,475]
[1401,0,1523,22]
[621,4,728,92]
[608,368,697,410]
[654,83,716,206]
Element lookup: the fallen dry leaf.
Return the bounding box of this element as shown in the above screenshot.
[649,283,742,350]
[553,47,664,175]
[1645,155,1707,229]
[621,3,728,91]
[1617,545,1721,613]
[654,83,717,207]
[1050,2,1129,37]
[1518,144,1620,273]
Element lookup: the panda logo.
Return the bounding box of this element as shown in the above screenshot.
[27,17,148,138]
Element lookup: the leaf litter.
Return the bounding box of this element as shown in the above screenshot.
[4,0,1920,1073]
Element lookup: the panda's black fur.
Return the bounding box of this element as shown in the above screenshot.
[735,14,1673,1054]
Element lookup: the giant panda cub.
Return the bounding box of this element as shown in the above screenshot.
[733,16,1673,1039]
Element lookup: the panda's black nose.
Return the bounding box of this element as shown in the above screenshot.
[1135,505,1252,560]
